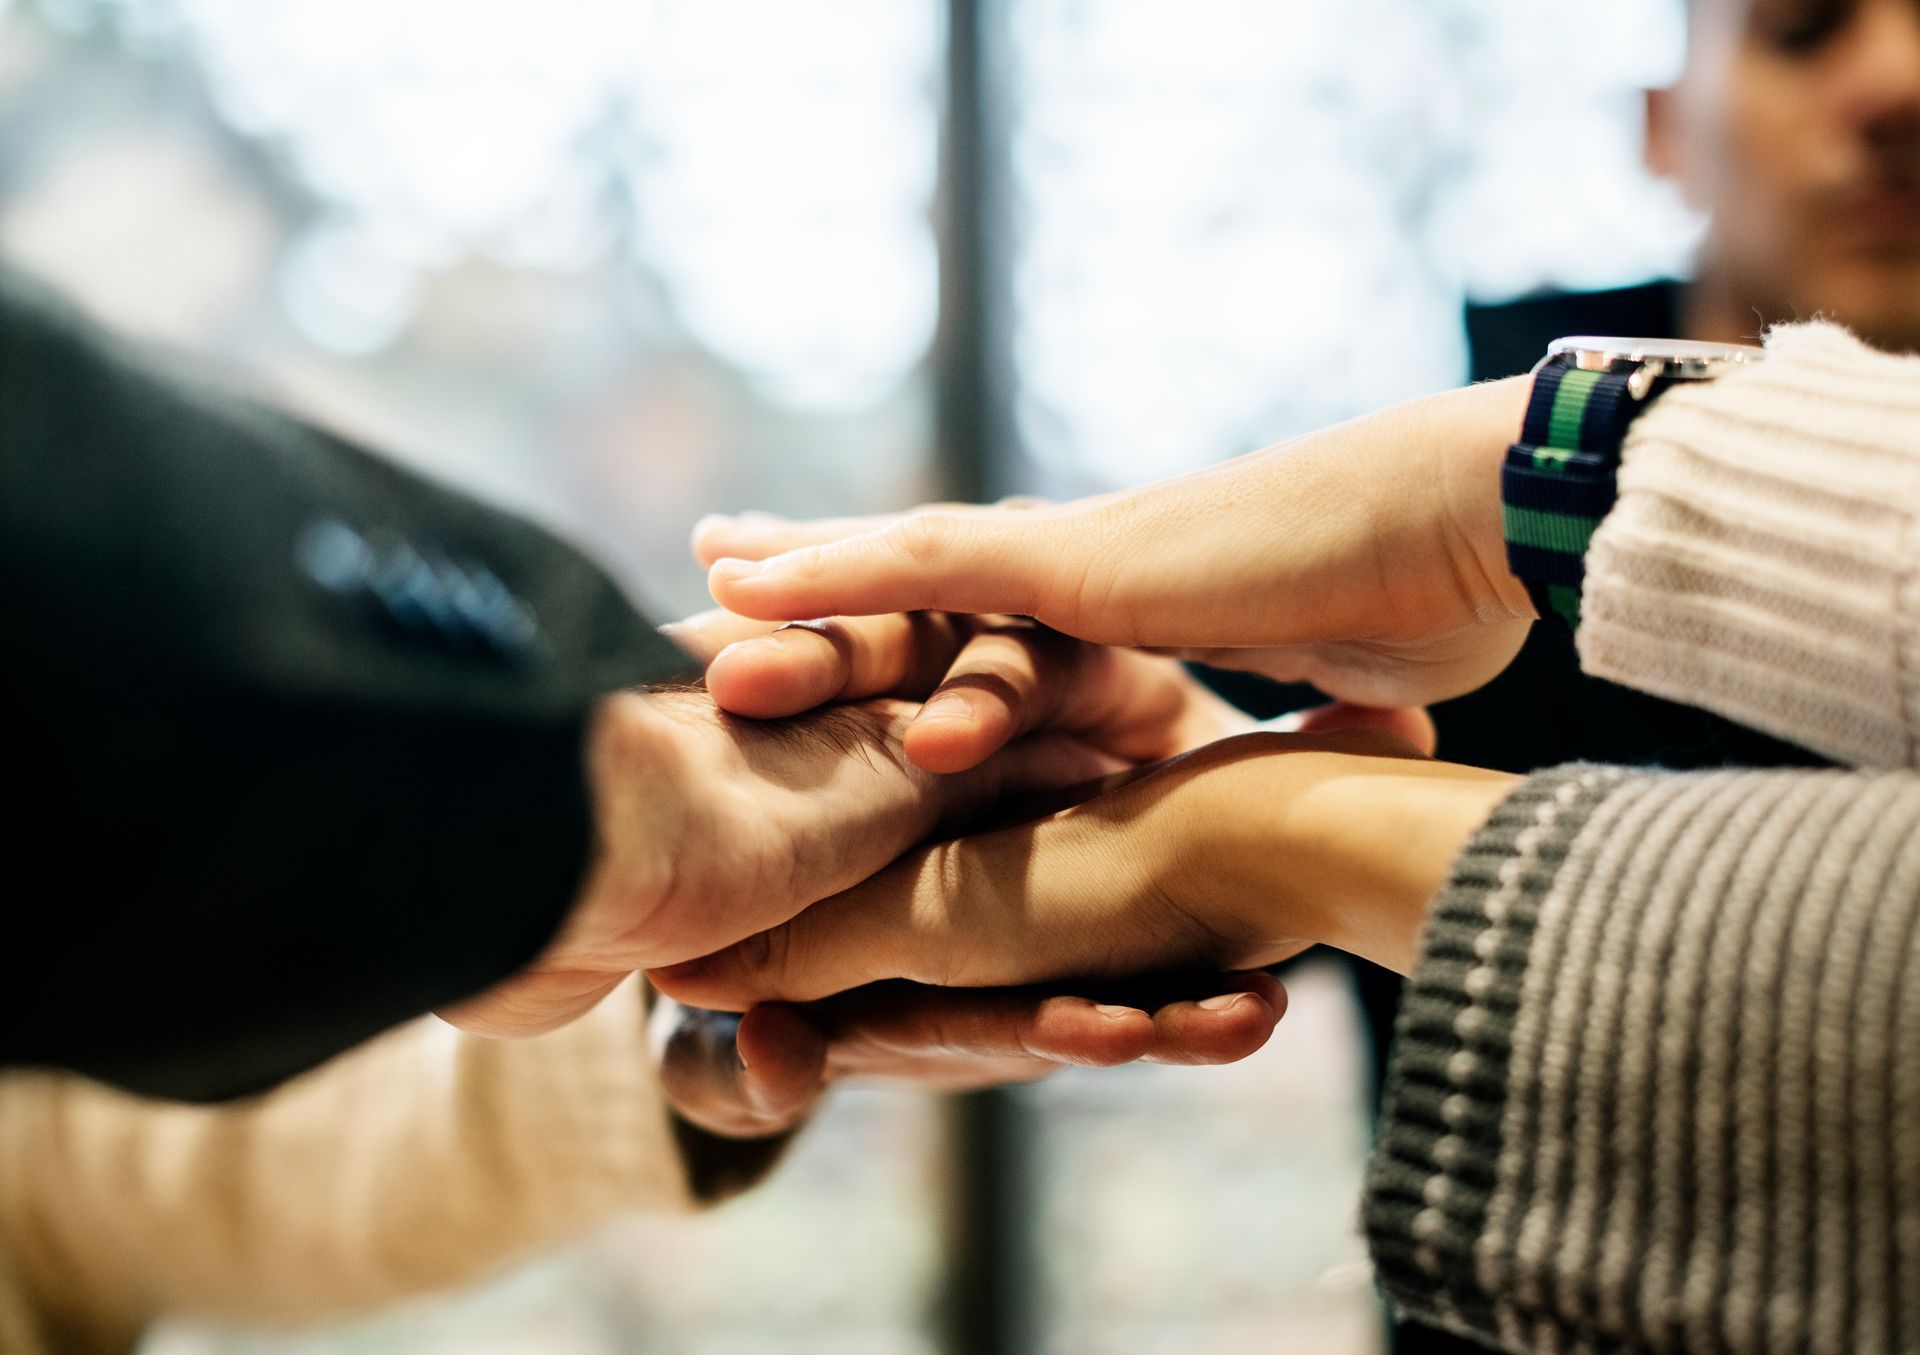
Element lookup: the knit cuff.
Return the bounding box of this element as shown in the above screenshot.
[1368,762,1920,1353]
[1363,765,1629,1345]
[1577,322,1920,768]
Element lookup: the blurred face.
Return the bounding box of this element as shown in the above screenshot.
[1650,0,1920,349]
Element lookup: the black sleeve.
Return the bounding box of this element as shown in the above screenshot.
[0,274,696,1101]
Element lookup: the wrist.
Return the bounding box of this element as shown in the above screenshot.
[1190,736,1519,976]
[1436,375,1537,623]
[1306,763,1518,975]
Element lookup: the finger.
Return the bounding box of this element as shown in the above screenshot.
[653,1000,828,1139]
[820,983,1155,1071]
[692,499,1056,569]
[735,1003,835,1115]
[809,975,1286,1088]
[894,622,1240,776]
[1141,972,1287,1065]
[901,623,1082,773]
[708,508,1073,626]
[1271,702,1437,757]
[693,509,944,568]
[658,608,783,668]
[705,612,973,720]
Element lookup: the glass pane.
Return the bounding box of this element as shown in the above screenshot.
[1008,0,1693,491]
[0,2,944,1352]
[0,0,940,618]
[1004,4,1689,1351]
[3,4,1696,1354]
[1030,961,1381,1355]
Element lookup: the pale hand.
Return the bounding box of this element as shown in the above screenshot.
[669,605,1261,772]
[698,378,1536,709]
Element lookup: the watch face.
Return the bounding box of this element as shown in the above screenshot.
[1545,335,1765,381]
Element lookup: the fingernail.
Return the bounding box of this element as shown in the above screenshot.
[693,513,734,536]
[1094,1004,1137,1021]
[918,692,973,724]
[1199,993,1251,1012]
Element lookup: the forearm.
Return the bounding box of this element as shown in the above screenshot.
[1366,764,1920,1353]
[0,979,712,1344]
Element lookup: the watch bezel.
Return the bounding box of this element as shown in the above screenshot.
[1538,336,1765,401]
[1541,335,1765,381]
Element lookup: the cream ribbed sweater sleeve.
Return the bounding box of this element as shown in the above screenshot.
[0,978,723,1355]
[1579,322,1920,767]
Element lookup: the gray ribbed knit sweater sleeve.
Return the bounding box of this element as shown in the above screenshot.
[1365,326,1920,1352]
[1367,766,1920,1353]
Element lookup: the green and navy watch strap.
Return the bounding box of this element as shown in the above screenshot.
[1502,361,1659,629]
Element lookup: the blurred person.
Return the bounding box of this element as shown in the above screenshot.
[1474,0,1920,381]
[1381,19,1920,1346]
[1663,0,1920,352]
[1441,0,1920,766]
[676,315,1920,1353]
[0,972,1284,1355]
[1278,5,1920,1343]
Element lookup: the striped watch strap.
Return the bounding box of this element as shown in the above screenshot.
[1502,361,1657,628]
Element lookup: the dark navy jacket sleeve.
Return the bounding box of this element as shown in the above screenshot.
[0,274,695,1101]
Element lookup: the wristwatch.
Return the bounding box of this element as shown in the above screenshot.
[1502,336,1764,628]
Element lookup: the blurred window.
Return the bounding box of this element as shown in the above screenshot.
[1009,0,1693,490]
[0,3,1685,1353]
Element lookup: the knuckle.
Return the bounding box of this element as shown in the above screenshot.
[889,512,959,567]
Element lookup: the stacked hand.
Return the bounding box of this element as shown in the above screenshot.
[695,376,1535,709]
[652,973,1285,1140]
[456,376,1537,1141]
[442,606,1299,1138]
[646,379,1542,1124]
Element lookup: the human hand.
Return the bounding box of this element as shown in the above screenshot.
[667,606,1257,774]
[654,972,1285,1140]
[649,729,1519,1012]
[440,688,1117,1038]
[696,378,1537,708]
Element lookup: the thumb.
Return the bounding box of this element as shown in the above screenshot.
[708,509,1079,628]
[653,1000,829,1138]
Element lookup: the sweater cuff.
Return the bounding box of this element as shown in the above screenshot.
[1577,322,1920,768]
[1363,765,1628,1345]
